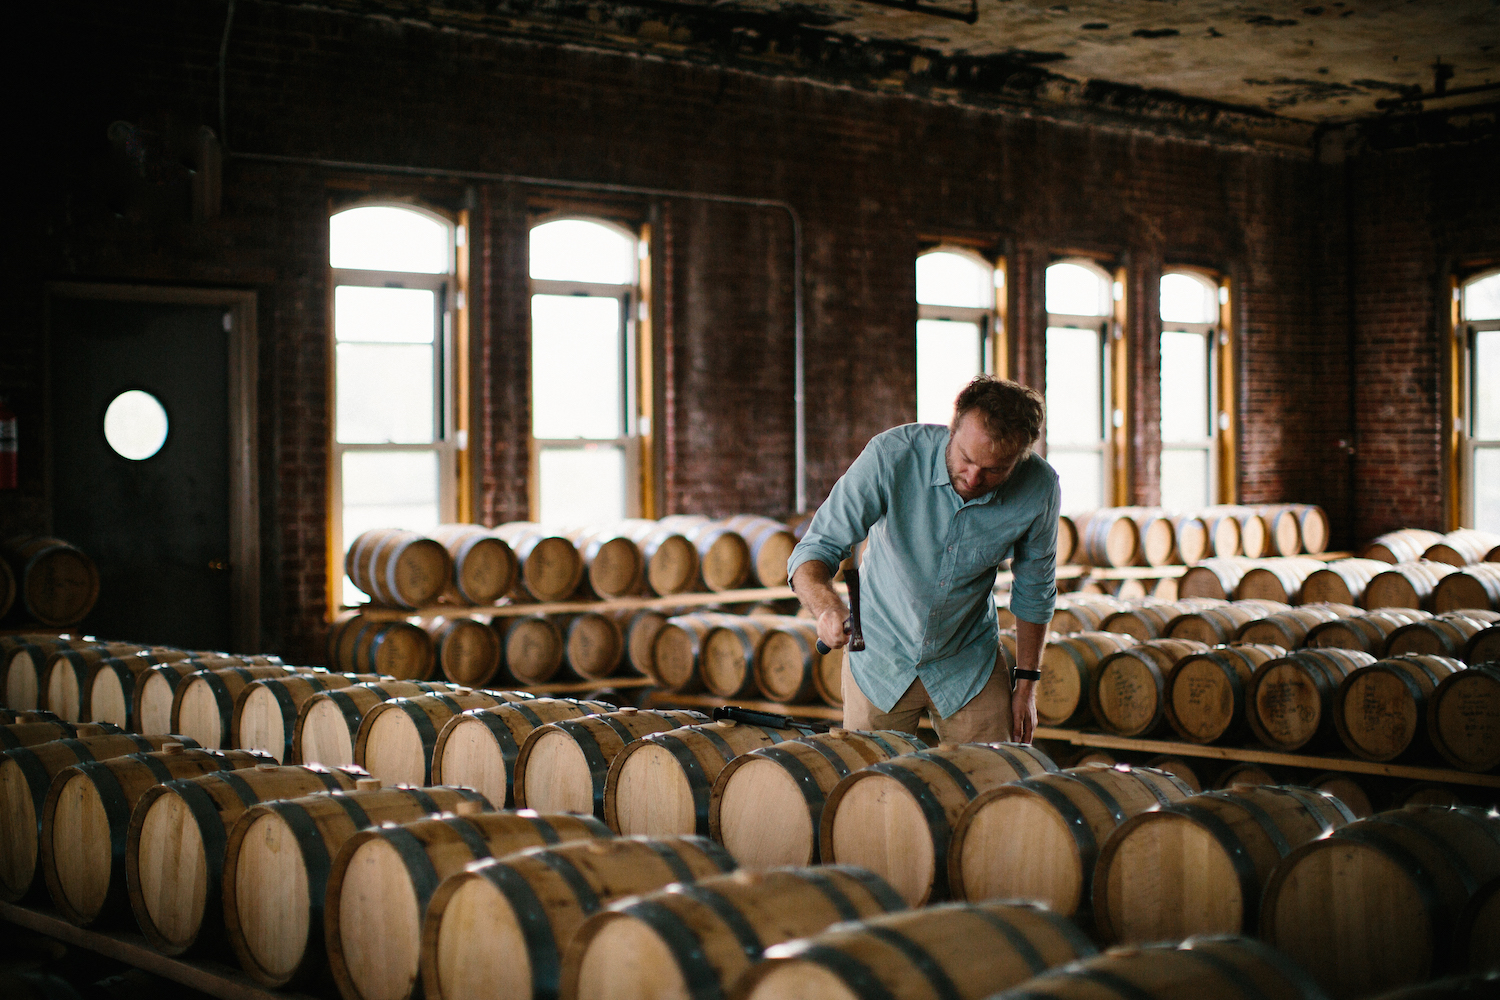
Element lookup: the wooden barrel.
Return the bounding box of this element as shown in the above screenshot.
[0,537,100,627]
[14,643,177,717]
[1366,561,1460,610]
[1236,557,1331,603]
[1056,515,1079,565]
[723,515,798,588]
[1163,599,1282,645]
[949,763,1193,918]
[88,653,206,731]
[1049,594,1130,634]
[1090,638,1209,738]
[1302,558,1390,606]
[292,680,455,767]
[1426,664,1500,772]
[356,689,515,785]
[698,617,773,697]
[1432,563,1500,613]
[1216,761,1281,788]
[1256,505,1305,557]
[990,935,1327,1000]
[344,528,451,609]
[1393,784,1466,808]
[0,719,120,750]
[125,763,366,955]
[656,515,753,592]
[604,720,802,837]
[1262,805,1500,999]
[1126,508,1178,567]
[651,612,737,693]
[223,782,488,988]
[1199,509,1245,558]
[494,523,585,602]
[1247,648,1378,751]
[1164,643,1285,744]
[1036,632,1136,726]
[819,742,1058,905]
[812,642,844,707]
[618,519,699,596]
[326,809,611,1000]
[562,866,906,1000]
[0,733,192,903]
[429,524,516,605]
[752,617,826,703]
[424,616,502,687]
[1179,557,1259,599]
[1074,510,1141,568]
[170,664,296,749]
[340,616,435,680]
[1460,879,1500,974]
[131,656,285,733]
[430,697,613,807]
[1170,514,1211,563]
[421,834,736,1000]
[1305,608,1434,654]
[1236,604,1361,648]
[733,900,1095,1000]
[1425,529,1500,567]
[565,610,630,680]
[513,708,707,819]
[708,729,927,870]
[1222,506,1269,558]
[40,648,178,722]
[1099,602,1195,642]
[567,526,645,599]
[499,614,567,684]
[1334,654,1465,762]
[3,638,101,711]
[1307,771,1377,818]
[232,673,377,763]
[39,744,270,926]
[1093,784,1355,944]
[1386,611,1500,658]
[1465,623,1500,663]
[1364,528,1447,564]
[1142,755,1203,792]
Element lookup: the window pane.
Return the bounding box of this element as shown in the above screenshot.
[916,252,993,308]
[342,450,440,603]
[531,220,635,284]
[917,319,983,424]
[330,207,449,274]
[539,446,626,527]
[336,343,435,444]
[1048,450,1104,513]
[335,287,436,344]
[1465,273,1500,322]
[531,295,623,439]
[1046,326,1103,446]
[1161,331,1211,442]
[1047,262,1109,317]
[1161,272,1217,324]
[1476,330,1500,440]
[1161,448,1211,511]
[1475,447,1500,533]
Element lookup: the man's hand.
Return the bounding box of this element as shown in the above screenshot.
[792,561,853,651]
[816,608,852,651]
[1012,678,1038,744]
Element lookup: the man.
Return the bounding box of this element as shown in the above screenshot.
[788,375,1058,744]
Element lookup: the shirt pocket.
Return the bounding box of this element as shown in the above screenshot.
[956,537,1012,574]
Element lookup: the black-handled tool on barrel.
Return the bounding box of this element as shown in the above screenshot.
[711,705,830,736]
[816,542,865,655]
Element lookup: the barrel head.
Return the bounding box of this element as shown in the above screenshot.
[716,757,814,870]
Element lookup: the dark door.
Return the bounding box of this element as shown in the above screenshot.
[50,297,233,652]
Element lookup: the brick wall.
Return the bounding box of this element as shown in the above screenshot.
[4,0,1486,659]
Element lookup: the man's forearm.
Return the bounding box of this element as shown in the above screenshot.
[791,560,847,620]
[1014,617,1047,673]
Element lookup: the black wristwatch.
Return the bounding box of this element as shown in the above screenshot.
[1013,668,1041,681]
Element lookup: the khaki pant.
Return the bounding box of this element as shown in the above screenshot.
[841,656,1013,744]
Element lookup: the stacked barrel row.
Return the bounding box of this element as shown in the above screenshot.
[0,534,99,627]
[346,513,800,610]
[1058,504,1330,568]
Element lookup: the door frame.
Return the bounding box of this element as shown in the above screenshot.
[44,283,261,653]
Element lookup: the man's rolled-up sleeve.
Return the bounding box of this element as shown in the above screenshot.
[1008,479,1060,626]
[787,436,890,582]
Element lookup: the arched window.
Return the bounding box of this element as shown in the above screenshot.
[1461,269,1500,531]
[1159,269,1223,509]
[330,203,459,607]
[916,248,1001,425]
[1045,259,1115,512]
[529,217,642,526]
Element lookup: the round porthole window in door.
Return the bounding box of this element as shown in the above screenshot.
[103,389,169,460]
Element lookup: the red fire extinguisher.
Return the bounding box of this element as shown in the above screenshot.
[0,397,17,490]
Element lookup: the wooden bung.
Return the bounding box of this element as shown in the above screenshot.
[224,783,489,988]
[1164,643,1285,745]
[1234,604,1360,648]
[1333,654,1464,762]
[430,523,518,605]
[1364,560,1460,610]
[233,672,377,763]
[947,764,1193,917]
[512,708,707,819]
[1089,638,1209,738]
[355,689,519,786]
[1092,784,1356,945]
[819,742,1058,906]
[325,811,610,1000]
[345,528,452,609]
[0,733,194,904]
[292,679,455,768]
[561,866,905,1000]
[1426,664,1500,773]
[605,720,802,837]
[708,729,927,870]
[424,616,502,687]
[733,900,1096,1000]
[493,522,585,602]
[430,697,612,807]
[125,763,367,956]
[170,664,298,749]
[1035,631,1135,727]
[1247,648,1376,751]
[39,746,270,926]
[421,835,736,1000]
[1432,563,1500,613]
[1301,558,1390,606]
[1261,805,1500,1000]
[1303,608,1432,654]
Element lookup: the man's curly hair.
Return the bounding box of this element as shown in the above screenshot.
[950,375,1045,447]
